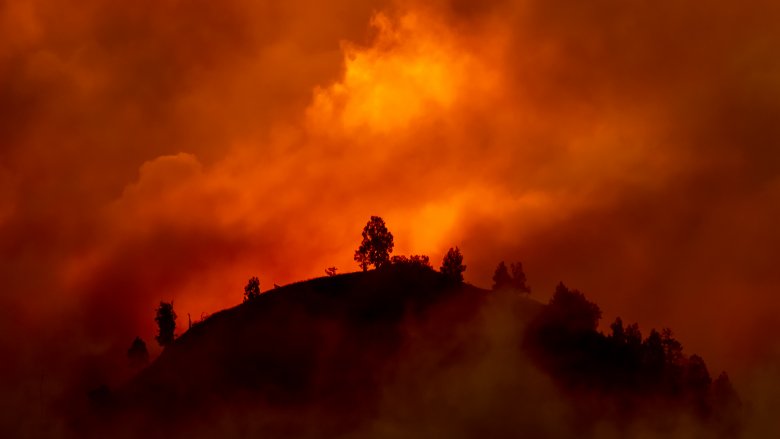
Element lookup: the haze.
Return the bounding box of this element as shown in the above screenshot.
[1,0,780,435]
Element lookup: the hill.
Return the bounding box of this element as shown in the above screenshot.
[81,264,740,438]
[126,265,506,408]
[82,264,539,437]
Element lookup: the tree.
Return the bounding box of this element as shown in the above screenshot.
[492,261,512,290]
[354,216,394,271]
[325,267,338,276]
[711,372,741,435]
[493,261,530,293]
[440,247,466,283]
[244,276,261,302]
[155,301,177,348]
[625,322,642,347]
[391,254,431,268]
[610,317,626,344]
[127,336,149,368]
[642,329,666,379]
[546,282,602,333]
[686,354,712,395]
[661,328,684,368]
[391,255,408,265]
[409,254,431,268]
[510,262,531,293]
[712,372,740,409]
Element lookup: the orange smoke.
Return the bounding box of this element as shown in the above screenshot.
[309,12,500,134]
[2,0,780,434]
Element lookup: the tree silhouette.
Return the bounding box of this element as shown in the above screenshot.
[325,267,338,276]
[712,372,740,414]
[687,354,712,394]
[244,276,261,302]
[524,282,741,428]
[154,301,177,348]
[391,254,431,268]
[545,282,602,333]
[440,247,466,283]
[354,216,394,271]
[493,261,530,292]
[492,261,512,290]
[510,262,530,293]
[127,336,149,368]
[642,329,666,383]
[409,255,431,267]
[662,328,684,369]
[625,322,642,347]
[609,317,626,344]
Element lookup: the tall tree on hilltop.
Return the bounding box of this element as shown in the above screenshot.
[610,317,626,344]
[354,216,394,271]
[493,261,531,293]
[155,301,177,348]
[492,261,512,290]
[510,262,531,293]
[244,276,261,302]
[440,247,466,283]
[546,282,602,333]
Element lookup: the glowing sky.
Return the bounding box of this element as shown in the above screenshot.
[2,0,780,424]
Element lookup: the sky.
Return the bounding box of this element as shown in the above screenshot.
[2,0,780,430]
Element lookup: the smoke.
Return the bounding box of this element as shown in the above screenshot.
[2,0,780,436]
[92,288,735,439]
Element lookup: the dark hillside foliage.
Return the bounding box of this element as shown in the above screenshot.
[492,261,531,293]
[440,247,465,283]
[390,254,431,268]
[113,265,487,424]
[81,264,741,438]
[524,283,742,435]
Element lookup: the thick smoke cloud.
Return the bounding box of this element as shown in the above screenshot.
[2,0,780,436]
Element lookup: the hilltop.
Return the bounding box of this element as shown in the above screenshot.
[82,263,539,436]
[126,264,509,408]
[82,263,740,438]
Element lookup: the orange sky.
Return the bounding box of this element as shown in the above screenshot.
[2,0,780,415]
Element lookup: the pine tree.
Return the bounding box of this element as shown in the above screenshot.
[244,276,261,302]
[354,216,394,271]
[154,301,177,347]
[492,261,512,290]
[440,247,466,283]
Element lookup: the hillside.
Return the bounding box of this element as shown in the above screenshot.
[82,264,740,438]
[128,265,507,405]
[81,264,539,436]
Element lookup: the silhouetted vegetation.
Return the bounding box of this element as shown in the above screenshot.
[440,247,465,283]
[493,261,530,293]
[127,336,149,368]
[354,216,394,271]
[524,283,741,432]
[244,276,261,302]
[390,254,431,268]
[154,301,177,347]
[492,261,512,290]
[510,262,530,293]
[98,257,741,439]
[120,263,487,423]
[100,224,742,437]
